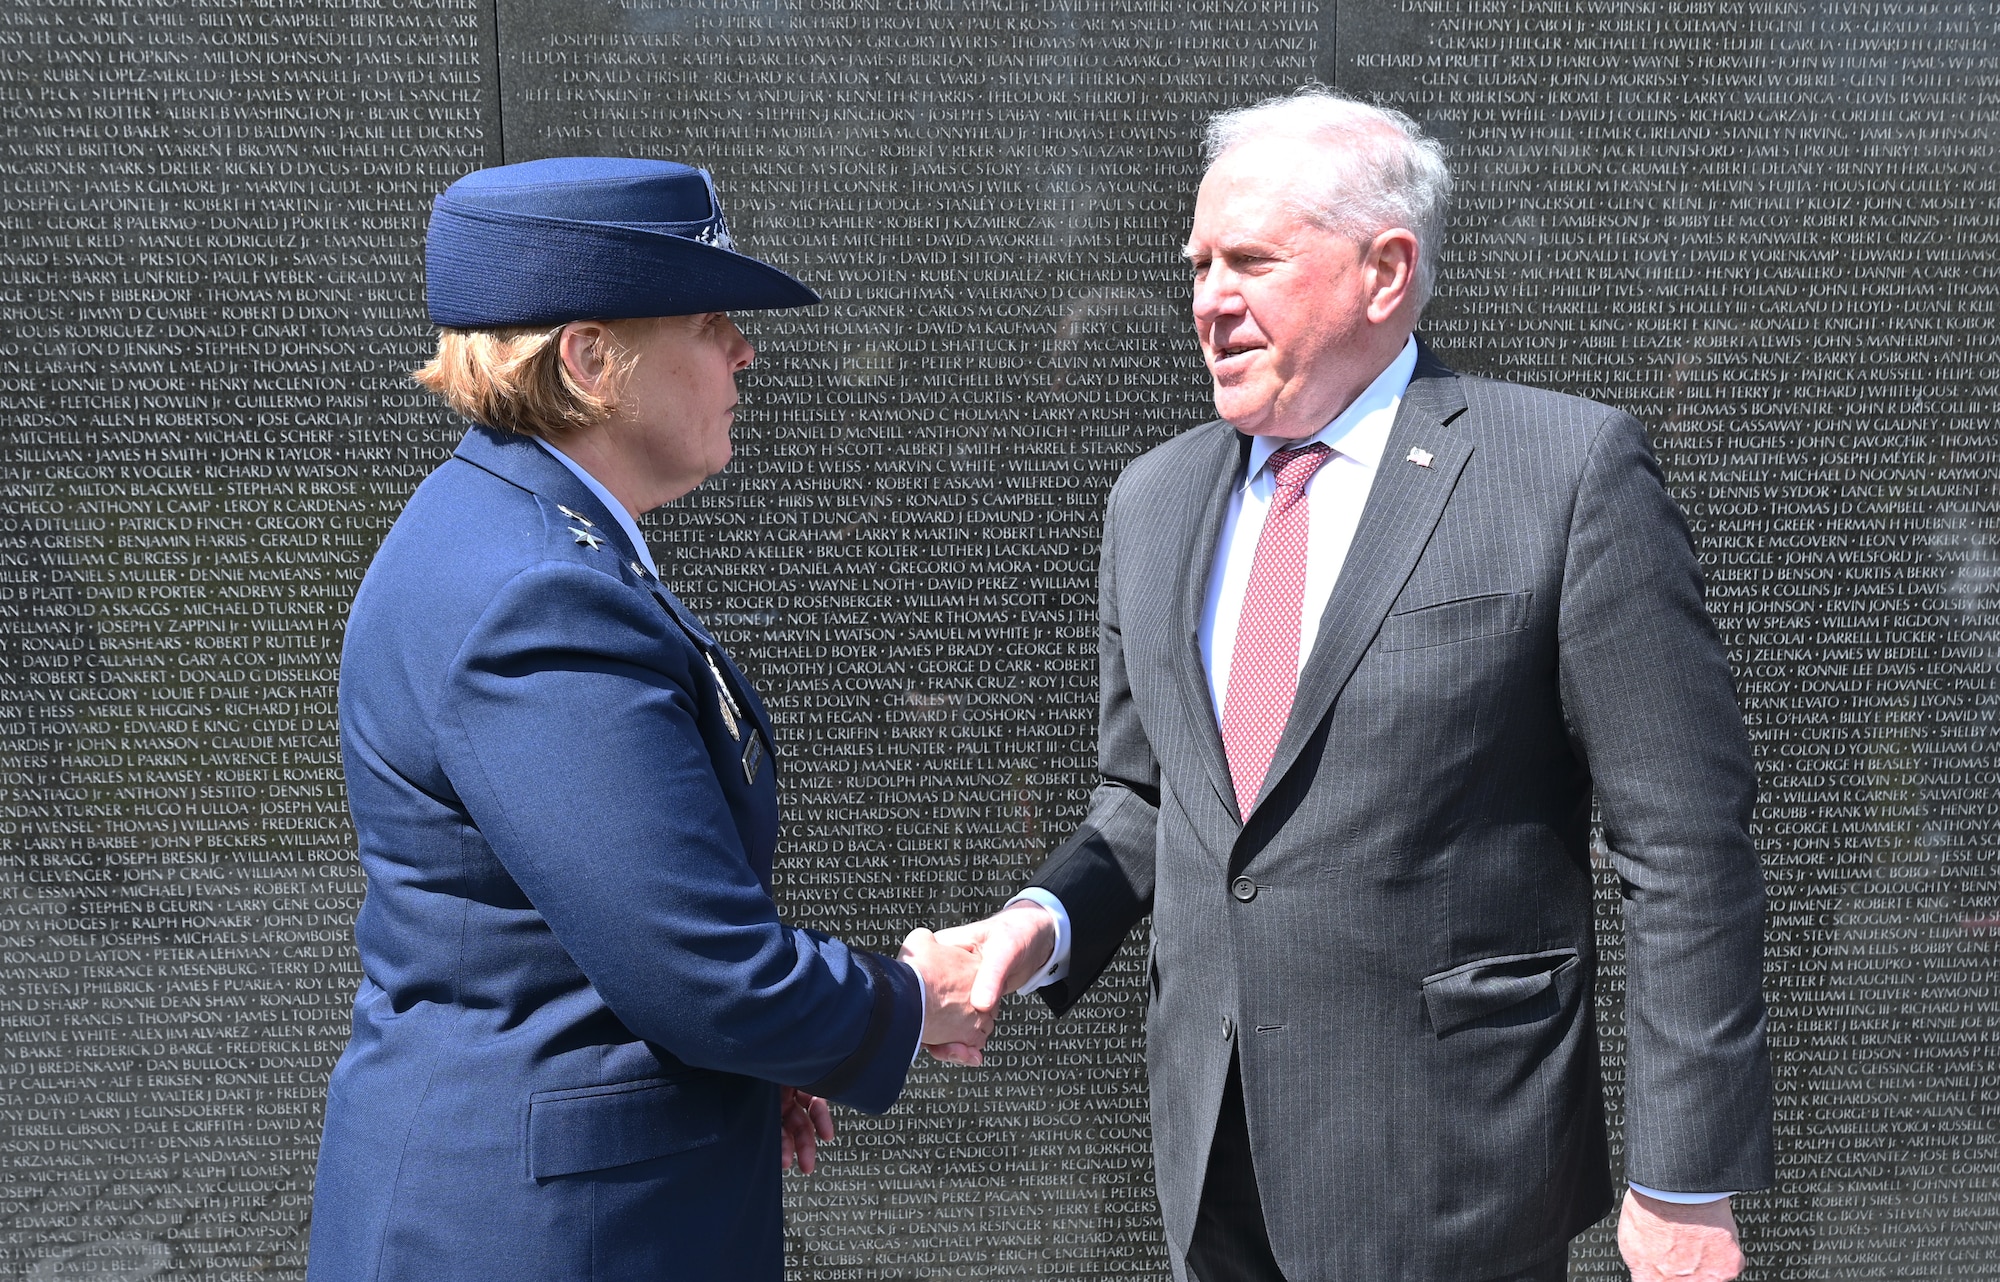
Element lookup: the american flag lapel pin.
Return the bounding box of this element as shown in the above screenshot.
[1407,447,1434,468]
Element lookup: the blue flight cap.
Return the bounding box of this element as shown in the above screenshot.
[424,157,820,327]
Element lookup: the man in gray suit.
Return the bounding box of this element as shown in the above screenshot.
[931,89,1773,1281]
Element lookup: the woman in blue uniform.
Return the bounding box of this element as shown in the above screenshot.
[307,158,985,1282]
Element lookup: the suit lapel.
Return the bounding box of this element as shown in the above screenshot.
[1247,353,1472,818]
[1171,428,1253,826]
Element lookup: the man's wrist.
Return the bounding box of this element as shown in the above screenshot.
[1628,1183,1735,1205]
[1001,889,1068,992]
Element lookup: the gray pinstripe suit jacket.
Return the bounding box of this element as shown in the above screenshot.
[1030,345,1774,1281]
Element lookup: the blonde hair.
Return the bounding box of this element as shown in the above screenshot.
[411,322,639,440]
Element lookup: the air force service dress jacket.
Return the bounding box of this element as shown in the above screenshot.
[307,425,923,1282]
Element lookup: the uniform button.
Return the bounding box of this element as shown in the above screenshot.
[1221,1016,1235,1040]
[1230,876,1258,902]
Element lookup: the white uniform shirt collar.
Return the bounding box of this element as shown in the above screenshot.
[536,440,660,579]
[1242,336,1419,484]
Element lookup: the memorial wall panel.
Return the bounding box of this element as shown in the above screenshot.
[1337,2,2000,1277]
[0,0,1994,1277]
[0,1,495,1275]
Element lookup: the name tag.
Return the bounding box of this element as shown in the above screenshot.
[741,732,766,785]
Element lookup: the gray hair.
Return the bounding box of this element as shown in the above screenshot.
[1204,86,1453,307]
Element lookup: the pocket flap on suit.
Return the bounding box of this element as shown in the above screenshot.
[1375,590,1531,652]
[527,1076,721,1180]
[1421,947,1579,1035]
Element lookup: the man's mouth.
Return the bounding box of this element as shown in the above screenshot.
[1209,343,1263,376]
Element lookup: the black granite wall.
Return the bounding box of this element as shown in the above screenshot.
[0,0,1994,1277]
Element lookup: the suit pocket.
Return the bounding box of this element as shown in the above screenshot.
[527,1076,722,1180]
[1375,590,1531,653]
[1421,947,1579,1035]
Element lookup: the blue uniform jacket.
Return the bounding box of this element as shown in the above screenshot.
[307,425,923,1282]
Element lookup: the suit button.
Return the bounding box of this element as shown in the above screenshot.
[1230,876,1257,902]
[1221,1016,1235,1040]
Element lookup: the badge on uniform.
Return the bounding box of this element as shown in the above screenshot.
[705,653,742,741]
[741,732,765,785]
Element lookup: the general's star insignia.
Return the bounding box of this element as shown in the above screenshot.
[1407,448,1434,468]
[557,505,594,528]
[570,526,604,550]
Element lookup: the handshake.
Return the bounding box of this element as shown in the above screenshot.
[896,901,1060,1066]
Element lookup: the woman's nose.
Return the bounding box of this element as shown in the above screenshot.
[722,315,755,370]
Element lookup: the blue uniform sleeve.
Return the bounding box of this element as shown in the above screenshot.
[431,560,922,1113]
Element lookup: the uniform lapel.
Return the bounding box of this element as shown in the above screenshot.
[648,581,778,751]
[452,425,779,753]
[1171,427,1254,826]
[1247,351,1472,818]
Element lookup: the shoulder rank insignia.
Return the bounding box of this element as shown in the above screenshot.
[556,505,595,527]
[569,526,604,550]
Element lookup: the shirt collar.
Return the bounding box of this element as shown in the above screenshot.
[1243,335,1420,485]
[535,440,660,579]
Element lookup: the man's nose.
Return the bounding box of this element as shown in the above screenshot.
[1191,266,1243,323]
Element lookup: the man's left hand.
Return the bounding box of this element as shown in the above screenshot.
[779,1086,834,1174]
[1618,1188,1744,1282]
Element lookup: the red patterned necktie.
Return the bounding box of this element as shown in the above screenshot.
[1220,443,1334,818]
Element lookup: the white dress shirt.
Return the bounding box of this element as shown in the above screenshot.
[1197,337,1416,721]
[1011,336,1419,981]
[1004,339,1725,1201]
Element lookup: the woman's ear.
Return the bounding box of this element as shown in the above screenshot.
[557,321,618,401]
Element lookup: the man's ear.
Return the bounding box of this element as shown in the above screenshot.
[1364,228,1421,324]
[557,321,617,399]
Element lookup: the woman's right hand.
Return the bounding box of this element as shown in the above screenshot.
[898,927,995,1062]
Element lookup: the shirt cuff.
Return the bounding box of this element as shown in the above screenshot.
[911,968,926,1061]
[1629,1183,1735,1204]
[1002,888,1071,994]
